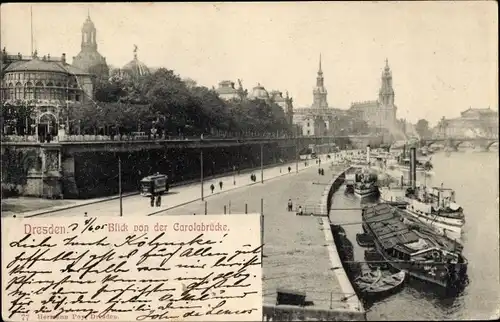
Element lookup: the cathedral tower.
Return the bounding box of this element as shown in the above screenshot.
[378,58,395,106]
[312,54,328,108]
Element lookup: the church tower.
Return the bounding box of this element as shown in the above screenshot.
[312,54,328,109]
[72,13,109,79]
[378,58,395,106]
[81,14,97,51]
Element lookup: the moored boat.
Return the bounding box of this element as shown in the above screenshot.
[362,203,468,289]
[354,171,379,198]
[356,233,375,247]
[404,185,465,235]
[354,268,406,299]
[398,157,434,175]
[364,249,390,270]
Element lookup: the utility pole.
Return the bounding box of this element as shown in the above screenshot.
[295,138,299,173]
[260,143,264,183]
[200,149,204,200]
[118,156,123,217]
[260,198,264,266]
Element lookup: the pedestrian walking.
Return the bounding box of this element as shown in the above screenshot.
[210,184,215,194]
[287,199,293,212]
[298,205,303,215]
[219,181,223,190]
[288,166,291,173]
[156,195,162,207]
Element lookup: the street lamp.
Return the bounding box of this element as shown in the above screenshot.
[233,165,236,185]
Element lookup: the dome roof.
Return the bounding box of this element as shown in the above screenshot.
[249,83,269,100]
[122,46,150,78]
[217,80,238,95]
[122,58,150,77]
[4,57,68,74]
[270,90,285,102]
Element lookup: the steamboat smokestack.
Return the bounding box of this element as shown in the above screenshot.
[410,147,417,190]
[366,145,371,164]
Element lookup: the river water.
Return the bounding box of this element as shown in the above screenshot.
[329,150,499,320]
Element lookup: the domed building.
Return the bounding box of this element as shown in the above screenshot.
[72,14,109,80]
[216,80,239,101]
[1,48,93,138]
[248,83,269,101]
[120,45,151,79]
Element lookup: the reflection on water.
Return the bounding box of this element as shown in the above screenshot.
[329,151,499,320]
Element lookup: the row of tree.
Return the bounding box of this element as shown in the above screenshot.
[80,68,291,137]
[1,67,378,137]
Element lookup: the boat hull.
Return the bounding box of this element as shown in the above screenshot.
[401,215,462,241]
[357,271,406,300]
[354,186,378,198]
[364,223,465,289]
[405,208,465,229]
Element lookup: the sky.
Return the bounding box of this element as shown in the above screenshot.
[1,2,498,125]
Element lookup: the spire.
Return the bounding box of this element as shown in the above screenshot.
[379,58,395,106]
[384,58,390,72]
[312,53,328,108]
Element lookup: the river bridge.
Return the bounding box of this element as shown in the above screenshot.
[421,134,498,151]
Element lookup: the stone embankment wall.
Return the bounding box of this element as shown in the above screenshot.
[262,166,366,321]
[1,143,297,199]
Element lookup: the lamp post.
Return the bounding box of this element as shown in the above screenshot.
[233,165,236,185]
[200,149,204,201]
[260,143,264,183]
[118,156,123,217]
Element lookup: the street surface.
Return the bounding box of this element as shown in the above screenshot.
[155,164,351,310]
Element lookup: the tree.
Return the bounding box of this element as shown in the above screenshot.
[83,67,293,138]
[415,119,431,139]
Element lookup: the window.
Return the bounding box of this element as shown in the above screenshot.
[307,122,310,127]
[15,82,22,99]
[307,130,310,135]
[46,82,54,100]
[25,82,34,100]
[55,83,62,100]
[35,81,44,99]
[8,83,14,99]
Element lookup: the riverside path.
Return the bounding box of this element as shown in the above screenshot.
[8,156,326,218]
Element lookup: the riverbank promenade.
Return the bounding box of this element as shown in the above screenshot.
[2,156,326,218]
[2,155,365,320]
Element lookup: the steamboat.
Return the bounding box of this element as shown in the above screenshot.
[354,171,379,198]
[404,185,465,237]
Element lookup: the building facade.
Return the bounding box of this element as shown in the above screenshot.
[72,14,109,80]
[269,90,294,125]
[440,107,499,138]
[1,49,93,138]
[349,59,397,131]
[216,80,240,101]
